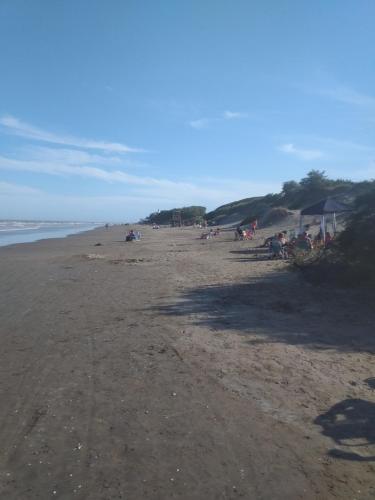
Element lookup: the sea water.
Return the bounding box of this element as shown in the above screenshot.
[0,220,102,247]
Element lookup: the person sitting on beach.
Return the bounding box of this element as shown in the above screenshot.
[279,232,292,258]
[269,236,284,259]
[296,231,312,251]
[285,237,297,258]
[125,229,136,242]
[277,232,287,246]
[325,231,333,247]
[235,226,244,241]
[261,235,273,247]
[315,228,323,241]
[242,229,252,240]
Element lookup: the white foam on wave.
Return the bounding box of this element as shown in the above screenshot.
[0,220,102,247]
[0,220,92,232]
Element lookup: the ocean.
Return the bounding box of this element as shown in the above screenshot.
[0,220,102,247]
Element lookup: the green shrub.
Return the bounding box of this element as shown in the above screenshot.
[294,187,375,286]
[261,207,291,226]
[337,188,375,282]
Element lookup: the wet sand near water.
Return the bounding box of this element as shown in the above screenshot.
[0,225,374,499]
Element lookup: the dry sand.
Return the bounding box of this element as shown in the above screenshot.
[0,224,374,500]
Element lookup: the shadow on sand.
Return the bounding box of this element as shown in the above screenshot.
[152,271,375,353]
[229,248,269,255]
[365,377,375,390]
[315,398,375,461]
[228,247,290,262]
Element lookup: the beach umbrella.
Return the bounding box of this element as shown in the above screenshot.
[299,198,351,241]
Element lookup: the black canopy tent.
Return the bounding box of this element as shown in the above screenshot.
[299,198,351,242]
[300,198,351,216]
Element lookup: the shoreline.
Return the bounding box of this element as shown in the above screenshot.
[0,223,106,249]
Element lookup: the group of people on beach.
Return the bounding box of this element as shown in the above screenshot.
[235,220,258,241]
[265,227,334,259]
[125,229,141,242]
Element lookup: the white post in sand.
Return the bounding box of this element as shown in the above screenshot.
[321,215,326,244]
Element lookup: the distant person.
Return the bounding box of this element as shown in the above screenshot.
[235,226,244,241]
[315,229,323,244]
[262,235,273,247]
[296,231,312,251]
[277,232,287,246]
[243,229,251,240]
[125,229,136,242]
[285,236,297,258]
[269,236,284,259]
[325,231,333,247]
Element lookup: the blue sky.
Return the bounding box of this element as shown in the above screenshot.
[0,0,374,222]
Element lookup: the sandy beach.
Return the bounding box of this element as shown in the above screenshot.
[0,224,374,500]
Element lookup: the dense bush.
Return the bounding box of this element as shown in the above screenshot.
[282,170,354,209]
[336,188,375,283]
[143,206,206,225]
[260,207,292,226]
[294,186,375,286]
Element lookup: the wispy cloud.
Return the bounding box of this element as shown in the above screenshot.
[279,143,323,161]
[279,134,375,160]
[306,135,374,152]
[0,181,42,196]
[298,77,375,110]
[0,151,278,209]
[223,110,248,120]
[0,115,144,153]
[189,118,212,129]
[0,154,178,186]
[1,188,274,222]
[0,152,239,198]
[316,85,375,108]
[0,114,275,218]
[189,110,249,129]
[26,146,122,166]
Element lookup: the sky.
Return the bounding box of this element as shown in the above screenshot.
[0,0,374,222]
